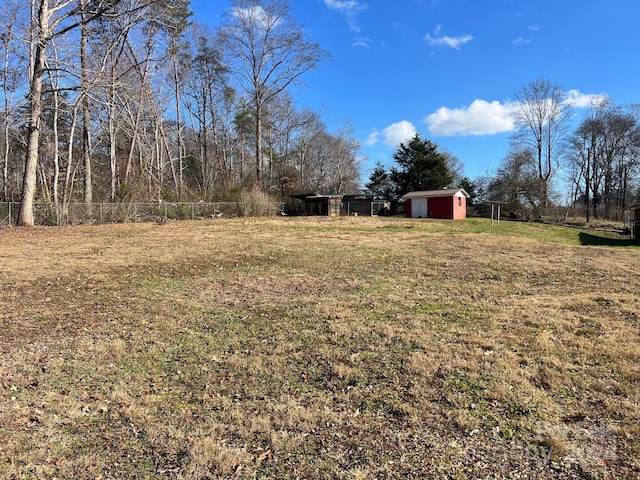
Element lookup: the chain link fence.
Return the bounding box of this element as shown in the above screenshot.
[0,201,286,226]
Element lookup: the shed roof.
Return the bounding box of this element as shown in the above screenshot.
[402,188,470,199]
[291,194,344,200]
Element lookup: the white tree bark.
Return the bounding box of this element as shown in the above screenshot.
[18,0,54,226]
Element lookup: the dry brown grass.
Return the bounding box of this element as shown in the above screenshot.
[1,217,639,479]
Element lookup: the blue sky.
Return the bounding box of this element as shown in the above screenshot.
[190,0,640,182]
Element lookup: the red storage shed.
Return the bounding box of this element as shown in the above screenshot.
[402,188,470,219]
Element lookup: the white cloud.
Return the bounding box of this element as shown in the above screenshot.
[363,130,380,146]
[563,89,608,108]
[382,121,417,146]
[232,6,278,30]
[353,37,372,48]
[324,0,361,11]
[514,36,532,45]
[323,0,367,33]
[425,25,473,50]
[364,121,417,147]
[514,25,539,45]
[424,99,516,136]
[424,91,606,137]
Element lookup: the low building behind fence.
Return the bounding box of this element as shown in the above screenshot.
[288,194,389,217]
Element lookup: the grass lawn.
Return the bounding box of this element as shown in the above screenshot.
[1,217,639,479]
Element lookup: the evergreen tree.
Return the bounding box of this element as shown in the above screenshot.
[364,161,392,199]
[458,176,477,207]
[390,134,452,200]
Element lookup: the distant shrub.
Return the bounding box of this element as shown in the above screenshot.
[239,189,280,217]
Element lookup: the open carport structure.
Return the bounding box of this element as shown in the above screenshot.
[289,194,388,217]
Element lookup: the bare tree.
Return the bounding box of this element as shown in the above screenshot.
[182,29,228,197]
[567,99,640,220]
[17,0,189,223]
[18,0,53,225]
[218,0,329,187]
[441,149,465,187]
[511,78,572,210]
[44,47,65,217]
[566,115,600,222]
[121,24,156,190]
[326,122,362,194]
[0,0,25,202]
[261,92,317,194]
[487,149,544,214]
[163,0,191,198]
[289,116,361,195]
[18,0,133,225]
[79,1,93,206]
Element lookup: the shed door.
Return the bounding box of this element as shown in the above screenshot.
[413,198,427,218]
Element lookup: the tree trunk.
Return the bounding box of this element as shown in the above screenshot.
[255,100,262,186]
[80,1,93,208]
[172,51,184,199]
[125,30,154,187]
[199,101,209,195]
[51,85,60,220]
[80,14,93,206]
[1,5,17,202]
[109,83,118,201]
[63,102,81,210]
[2,116,8,201]
[156,108,179,198]
[18,0,48,226]
[585,146,591,224]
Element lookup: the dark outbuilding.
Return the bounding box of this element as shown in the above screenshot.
[629,204,640,239]
[289,194,388,217]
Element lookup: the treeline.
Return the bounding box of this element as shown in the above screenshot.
[476,79,640,222]
[565,101,640,221]
[1,0,360,225]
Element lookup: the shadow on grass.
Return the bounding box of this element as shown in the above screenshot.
[579,232,638,247]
